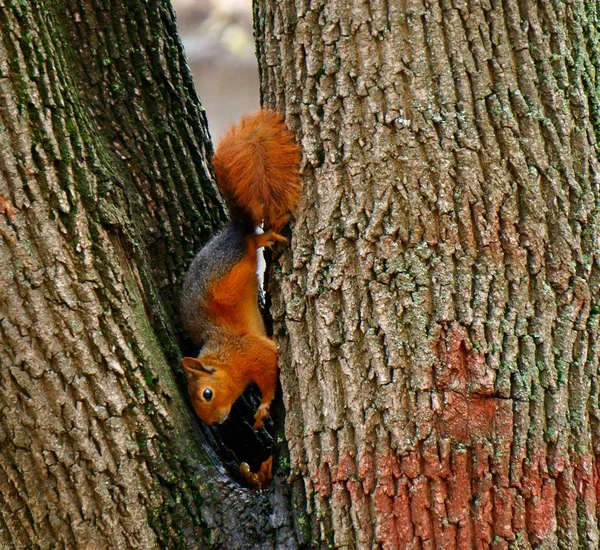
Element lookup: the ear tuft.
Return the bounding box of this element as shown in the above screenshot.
[181,357,217,375]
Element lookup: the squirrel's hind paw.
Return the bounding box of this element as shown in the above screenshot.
[253,403,271,429]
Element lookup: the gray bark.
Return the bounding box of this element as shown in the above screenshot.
[256,0,600,547]
[0,1,284,548]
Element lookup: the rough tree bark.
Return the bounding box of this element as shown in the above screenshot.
[0,1,289,548]
[256,0,600,548]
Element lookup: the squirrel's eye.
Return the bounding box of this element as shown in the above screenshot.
[203,388,213,402]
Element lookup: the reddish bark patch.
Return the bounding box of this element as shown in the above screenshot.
[374,485,400,549]
[371,449,411,548]
[410,475,434,545]
[0,194,15,218]
[434,323,511,445]
[311,462,332,499]
[395,481,415,546]
[446,448,473,546]
[302,324,600,549]
[512,494,526,533]
[359,451,377,495]
[435,322,494,394]
[400,450,421,479]
[438,391,469,441]
[435,323,470,392]
[572,452,595,508]
[378,449,402,479]
[335,453,356,482]
[525,479,556,543]
[492,486,515,541]
[430,477,457,549]
[437,390,510,444]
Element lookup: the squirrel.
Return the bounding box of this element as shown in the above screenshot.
[180,110,301,429]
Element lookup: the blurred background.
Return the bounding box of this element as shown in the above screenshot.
[172,0,259,141]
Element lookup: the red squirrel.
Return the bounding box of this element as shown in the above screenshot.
[180,110,301,429]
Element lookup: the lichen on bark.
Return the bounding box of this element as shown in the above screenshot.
[256,0,600,547]
[0,1,283,548]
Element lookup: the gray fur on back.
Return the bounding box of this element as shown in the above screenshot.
[180,222,250,346]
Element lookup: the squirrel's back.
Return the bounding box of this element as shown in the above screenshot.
[181,221,252,345]
[213,110,301,230]
[181,110,301,347]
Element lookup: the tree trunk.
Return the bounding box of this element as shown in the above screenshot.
[0,1,287,548]
[256,0,600,547]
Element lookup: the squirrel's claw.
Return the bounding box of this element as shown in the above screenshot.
[253,231,287,250]
[253,403,271,429]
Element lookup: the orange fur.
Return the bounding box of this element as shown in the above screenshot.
[181,111,301,431]
[240,456,273,491]
[206,233,283,335]
[213,110,301,230]
[182,332,278,428]
[182,234,287,428]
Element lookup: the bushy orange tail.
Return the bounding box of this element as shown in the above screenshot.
[212,110,301,230]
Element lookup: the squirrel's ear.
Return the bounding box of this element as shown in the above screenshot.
[181,356,217,375]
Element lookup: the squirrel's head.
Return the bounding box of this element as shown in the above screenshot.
[181,356,241,425]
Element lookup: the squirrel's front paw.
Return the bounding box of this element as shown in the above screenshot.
[253,231,287,250]
[253,404,271,429]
